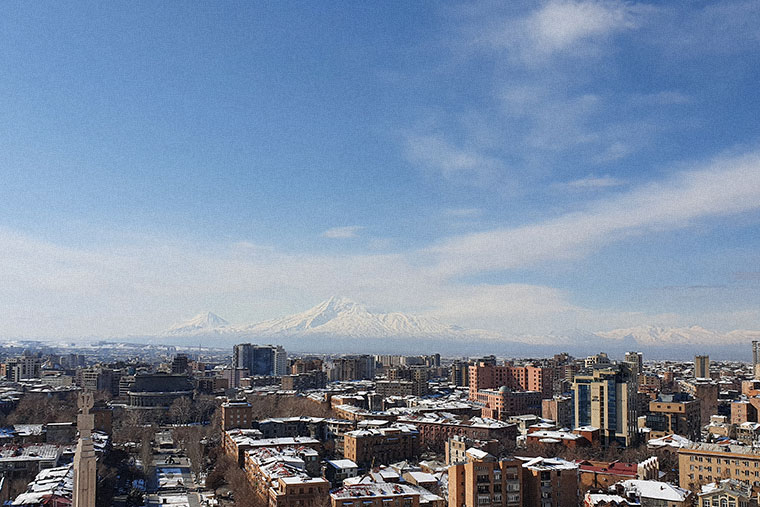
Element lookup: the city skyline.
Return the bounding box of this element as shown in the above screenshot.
[1,1,760,339]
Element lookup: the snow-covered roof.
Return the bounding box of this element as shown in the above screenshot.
[620,479,690,502]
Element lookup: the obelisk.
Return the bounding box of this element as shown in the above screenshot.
[73,391,96,507]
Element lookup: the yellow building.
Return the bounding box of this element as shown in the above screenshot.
[696,479,755,507]
[678,442,760,495]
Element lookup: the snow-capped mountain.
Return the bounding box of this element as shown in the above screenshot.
[157,299,760,355]
[240,296,484,339]
[164,311,231,336]
[596,325,760,345]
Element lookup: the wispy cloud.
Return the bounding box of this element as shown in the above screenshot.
[321,226,364,239]
[405,134,506,186]
[427,151,760,276]
[472,0,646,62]
[557,175,627,190]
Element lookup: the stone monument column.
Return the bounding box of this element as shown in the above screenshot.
[73,391,96,507]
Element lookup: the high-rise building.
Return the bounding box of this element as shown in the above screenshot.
[694,355,710,379]
[753,341,760,379]
[233,343,285,376]
[624,352,643,376]
[273,346,288,376]
[171,354,189,374]
[328,355,375,381]
[572,364,638,446]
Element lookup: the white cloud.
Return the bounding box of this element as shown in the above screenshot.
[321,226,364,239]
[1,152,760,338]
[405,134,506,185]
[427,151,760,276]
[556,175,627,191]
[476,0,644,62]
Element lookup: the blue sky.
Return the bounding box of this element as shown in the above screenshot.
[1,1,760,338]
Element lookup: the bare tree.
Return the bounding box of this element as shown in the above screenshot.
[168,396,193,424]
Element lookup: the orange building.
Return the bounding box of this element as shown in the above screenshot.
[468,362,553,399]
[448,448,523,507]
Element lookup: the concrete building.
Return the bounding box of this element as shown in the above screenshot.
[520,457,579,507]
[450,361,470,387]
[343,424,419,469]
[681,379,719,426]
[678,442,760,495]
[328,356,376,381]
[697,479,754,507]
[624,352,643,376]
[331,483,421,507]
[448,448,523,507]
[234,343,285,376]
[471,387,543,421]
[397,413,516,452]
[542,396,574,429]
[695,355,710,379]
[170,354,189,374]
[244,446,329,507]
[324,459,358,487]
[221,399,253,430]
[274,346,288,377]
[572,365,638,446]
[281,371,327,391]
[645,393,701,441]
[127,373,193,408]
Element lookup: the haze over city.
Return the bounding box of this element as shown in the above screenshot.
[2,1,760,352]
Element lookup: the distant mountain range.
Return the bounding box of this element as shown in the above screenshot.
[161,297,760,355]
[163,296,501,342]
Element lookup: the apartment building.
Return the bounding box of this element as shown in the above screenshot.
[448,448,523,507]
[221,399,253,431]
[471,388,543,421]
[396,413,516,452]
[646,393,701,440]
[678,442,760,494]
[520,457,579,507]
[244,446,329,507]
[542,396,574,429]
[468,362,553,399]
[331,483,420,507]
[343,424,419,469]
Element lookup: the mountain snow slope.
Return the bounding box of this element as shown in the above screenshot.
[159,298,760,349]
[164,312,231,336]
[596,325,760,345]
[239,296,479,339]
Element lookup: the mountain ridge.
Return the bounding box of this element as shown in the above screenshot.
[160,297,760,347]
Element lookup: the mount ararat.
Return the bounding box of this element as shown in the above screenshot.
[160,297,760,357]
